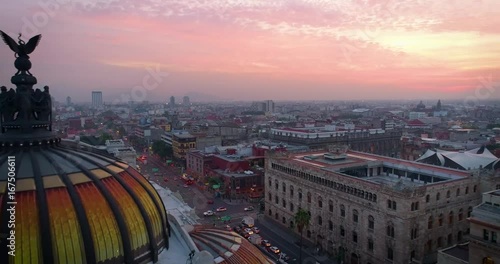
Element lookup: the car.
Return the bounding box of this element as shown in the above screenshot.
[207,200,214,204]
[233,227,242,233]
[242,232,251,238]
[203,210,214,216]
[261,240,271,247]
[244,206,254,211]
[216,207,227,212]
[268,246,280,254]
[279,253,290,261]
[252,227,260,234]
[244,228,253,235]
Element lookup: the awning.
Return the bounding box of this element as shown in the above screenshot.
[212,184,220,189]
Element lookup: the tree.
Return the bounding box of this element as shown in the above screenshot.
[152,140,172,160]
[294,208,311,264]
[100,133,113,142]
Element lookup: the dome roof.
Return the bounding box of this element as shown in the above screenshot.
[189,227,273,264]
[0,31,170,264]
[0,141,171,263]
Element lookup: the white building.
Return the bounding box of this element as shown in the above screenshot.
[92,91,103,109]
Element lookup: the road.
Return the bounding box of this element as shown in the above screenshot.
[136,151,256,225]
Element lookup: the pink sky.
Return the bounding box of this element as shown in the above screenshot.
[1,0,499,102]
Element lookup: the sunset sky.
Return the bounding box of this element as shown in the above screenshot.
[1,0,499,102]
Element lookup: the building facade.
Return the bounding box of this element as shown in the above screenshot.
[91,91,103,109]
[172,132,197,161]
[265,148,500,264]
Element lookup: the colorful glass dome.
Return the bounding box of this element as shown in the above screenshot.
[0,32,170,264]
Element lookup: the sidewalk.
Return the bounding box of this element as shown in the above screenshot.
[257,215,338,264]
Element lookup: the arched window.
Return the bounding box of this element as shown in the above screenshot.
[368,215,374,230]
[275,212,278,220]
[298,189,302,201]
[438,214,444,226]
[328,220,333,231]
[387,247,394,260]
[436,192,441,201]
[340,204,345,217]
[468,206,473,217]
[340,225,345,237]
[275,195,278,204]
[449,211,454,225]
[473,185,477,193]
[465,186,469,194]
[428,216,433,229]
[352,231,358,243]
[282,199,286,208]
[275,180,279,190]
[282,182,286,193]
[318,216,322,225]
[290,185,294,198]
[268,178,272,187]
[290,203,294,212]
[446,190,451,198]
[353,209,359,223]
[329,200,334,212]
[426,194,430,203]
[386,222,395,238]
[268,192,272,201]
[458,209,463,221]
[268,209,272,216]
[307,192,311,203]
[318,196,323,208]
[456,188,460,197]
[282,217,286,224]
[367,238,374,251]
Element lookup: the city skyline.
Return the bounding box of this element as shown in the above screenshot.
[1,1,499,102]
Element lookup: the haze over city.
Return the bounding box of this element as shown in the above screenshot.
[1,0,500,102]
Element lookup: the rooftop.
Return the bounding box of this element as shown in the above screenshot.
[440,243,469,262]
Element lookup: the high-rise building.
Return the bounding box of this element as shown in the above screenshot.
[66,96,71,106]
[183,95,190,106]
[91,91,103,109]
[169,96,176,108]
[265,100,275,113]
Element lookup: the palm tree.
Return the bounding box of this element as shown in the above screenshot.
[294,208,311,264]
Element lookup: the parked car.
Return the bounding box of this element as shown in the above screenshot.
[244,206,254,211]
[233,226,242,233]
[261,240,271,247]
[280,253,290,261]
[216,207,227,212]
[203,210,214,216]
[244,228,253,235]
[252,227,260,234]
[268,246,280,254]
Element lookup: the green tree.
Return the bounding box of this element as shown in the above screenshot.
[152,140,172,159]
[294,208,311,264]
[100,133,113,142]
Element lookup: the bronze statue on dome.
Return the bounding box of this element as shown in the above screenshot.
[0,30,41,75]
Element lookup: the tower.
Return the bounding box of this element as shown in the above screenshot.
[91,91,103,109]
[169,96,175,107]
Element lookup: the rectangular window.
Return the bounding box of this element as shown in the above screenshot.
[484,229,489,240]
[492,231,497,243]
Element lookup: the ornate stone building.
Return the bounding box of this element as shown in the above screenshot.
[265,147,500,264]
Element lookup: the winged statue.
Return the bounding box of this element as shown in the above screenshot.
[0,30,41,58]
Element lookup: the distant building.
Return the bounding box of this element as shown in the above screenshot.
[409,112,428,120]
[91,91,103,109]
[416,147,500,170]
[183,96,190,106]
[169,96,175,107]
[265,100,275,114]
[66,96,71,106]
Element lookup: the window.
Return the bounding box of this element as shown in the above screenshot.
[329,200,334,212]
[275,213,278,220]
[458,209,463,221]
[275,180,278,190]
[392,201,397,210]
[275,196,279,205]
[426,194,430,203]
[282,199,286,208]
[290,203,294,212]
[298,189,302,201]
[492,231,497,243]
[290,185,294,198]
[387,247,393,260]
[268,178,271,187]
[446,190,450,198]
[340,204,345,217]
[352,231,358,243]
[456,188,460,197]
[307,230,311,238]
[496,184,500,190]
[318,197,323,208]
[411,202,420,211]
[457,231,463,242]
[367,238,374,251]
[387,222,395,238]
[387,199,397,210]
[268,192,272,201]
[465,186,469,194]
[307,192,311,203]
[411,250,416,260]
[438,237,443,248]
[411,227,418,239]
[428,216,433,229]
[436,192,440,201]
[426,240,432,253]
[340,226,345,237]
[268,209,272,216]
[448,234,453,246]
[438,214,444,226]
[473,185,477,193]
[353,210,359,223]
[282,182,286,193]
[368,215,374,230]
[328,220,333,231]
[484,229,489,240]
[468,206,472,217]
[318,216,322,226]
